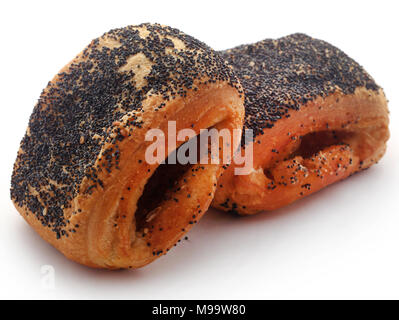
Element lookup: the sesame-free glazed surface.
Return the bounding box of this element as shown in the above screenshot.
[10,24,244,268]
[213,34,389,214]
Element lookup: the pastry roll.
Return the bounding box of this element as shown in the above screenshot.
[213,33,389,215]
[10,24,244,268]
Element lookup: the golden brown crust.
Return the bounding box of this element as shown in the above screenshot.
[11,24,244,268]
[213,34,389,215]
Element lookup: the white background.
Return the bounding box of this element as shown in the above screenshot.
[0,0,398,299]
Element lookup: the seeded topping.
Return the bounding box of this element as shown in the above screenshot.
[220,33,379,139]
[10,23,240,238]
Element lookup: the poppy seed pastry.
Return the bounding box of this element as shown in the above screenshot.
[213,33,389,214]
[10,23,244,268]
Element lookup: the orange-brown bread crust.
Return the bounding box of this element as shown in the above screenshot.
[10,24,244,268]
[213,34,389,215]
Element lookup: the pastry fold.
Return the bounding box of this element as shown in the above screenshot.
[213,34,389,214]
[11,24,244,268]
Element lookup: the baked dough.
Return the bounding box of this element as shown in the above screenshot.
[213,33,389,214]
[10,24,244,268]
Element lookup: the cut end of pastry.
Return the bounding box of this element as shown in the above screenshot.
[84,84,244,268]
[10,23,245,269]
